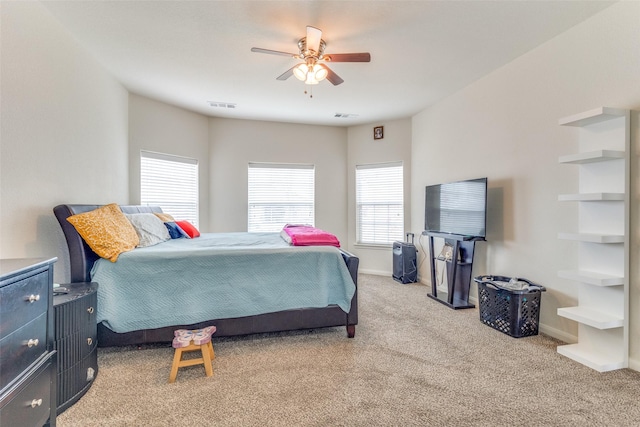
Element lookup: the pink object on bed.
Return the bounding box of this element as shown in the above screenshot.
[282,225,340,247]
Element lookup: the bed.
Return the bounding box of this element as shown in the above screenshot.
[53,204,359,347]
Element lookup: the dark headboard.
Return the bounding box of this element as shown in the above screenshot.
[53,204,163,282]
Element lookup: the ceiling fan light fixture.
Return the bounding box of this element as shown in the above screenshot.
[313,64,328,82]
[293,63,308,81]
[294,62,324,85]
[305,72,319,85]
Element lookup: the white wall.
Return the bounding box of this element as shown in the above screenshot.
[208,118,349,242]
[346,119,413,275]
[128,94,211,231]
[0,2,129,283]
[411,2,640,365]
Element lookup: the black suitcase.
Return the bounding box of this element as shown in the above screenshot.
[392,233,418,284]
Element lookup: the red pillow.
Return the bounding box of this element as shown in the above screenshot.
[176,220,200,238]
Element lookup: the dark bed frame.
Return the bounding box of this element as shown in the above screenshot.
[53,204,359,347]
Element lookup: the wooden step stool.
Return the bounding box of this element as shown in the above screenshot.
[169,326,216,383]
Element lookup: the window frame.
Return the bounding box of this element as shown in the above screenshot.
[247,162,315,232]
[355,161,404,246]
[140,150,199,227]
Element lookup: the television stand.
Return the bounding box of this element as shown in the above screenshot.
[424,232,483,309]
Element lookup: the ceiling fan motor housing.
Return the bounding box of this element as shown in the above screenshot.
[298,37,326,60]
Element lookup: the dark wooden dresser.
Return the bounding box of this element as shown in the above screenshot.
[0,258,57,427]
[53,282,98,413]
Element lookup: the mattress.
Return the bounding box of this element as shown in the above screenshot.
[91,232,356,333]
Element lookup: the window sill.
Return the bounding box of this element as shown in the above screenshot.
[354,243,393,250]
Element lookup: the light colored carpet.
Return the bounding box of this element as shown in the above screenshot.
[57,274,640,426]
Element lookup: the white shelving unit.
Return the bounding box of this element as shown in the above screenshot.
[556,107,630,372]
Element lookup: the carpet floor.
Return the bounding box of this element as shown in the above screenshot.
[57,274,640,426]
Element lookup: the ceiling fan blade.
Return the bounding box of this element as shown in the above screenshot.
[276,65,297,81]
[324,53,371,62]
[251,47,298,58]
[319,64,344,86]
[306,26,322,53]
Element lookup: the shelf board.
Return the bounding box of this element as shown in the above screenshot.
[557,233,624,243]
[557,344,625,372]
[557,306,623,329]
[558,150,625,164]
[558,193,624,202]
[559,107,628,127]
[557,270,624,286]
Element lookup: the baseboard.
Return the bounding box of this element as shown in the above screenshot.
[359,269,392,277]
[538,323,576,344]
[627,358,640,372]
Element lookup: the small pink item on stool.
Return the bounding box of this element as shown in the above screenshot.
[168,326,216,383]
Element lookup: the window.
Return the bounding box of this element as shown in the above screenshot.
[140,151,199,227]
[356,162,404,245]
[248,163,314,232]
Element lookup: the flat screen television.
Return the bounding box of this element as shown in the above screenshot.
[424,177,487,239]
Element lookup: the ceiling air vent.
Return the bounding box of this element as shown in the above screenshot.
[334,113,358,118]
[208,101,237,109]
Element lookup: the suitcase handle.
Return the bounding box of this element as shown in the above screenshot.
[406,232,414,244]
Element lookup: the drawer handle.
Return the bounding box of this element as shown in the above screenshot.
[30,398,43,408]
[27,338,39,348]
[87,337,93,346]
[87,306,94,314]
[27,294,41,303]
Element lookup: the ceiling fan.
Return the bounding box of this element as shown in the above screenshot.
[251,26,371,86]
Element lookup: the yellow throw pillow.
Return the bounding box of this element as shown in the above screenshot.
[67,203,139,262]
[154,212,175,222]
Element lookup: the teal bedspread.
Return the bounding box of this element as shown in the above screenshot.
[91,232,356,333]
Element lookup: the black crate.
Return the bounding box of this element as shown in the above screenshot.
[474,275,545,338]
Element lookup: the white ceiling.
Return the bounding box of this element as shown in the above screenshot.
[41,1,614,127]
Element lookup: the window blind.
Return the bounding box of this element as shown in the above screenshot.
[356,162,404,245]
[140,151,199,227]
[248,163,315,232]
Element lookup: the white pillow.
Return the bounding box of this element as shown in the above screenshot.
[125,213,171,248]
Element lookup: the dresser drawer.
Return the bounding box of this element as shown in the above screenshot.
[0,270,48,339]
[0,355,53,427]
[57,347,98,412]
[54,284,97,341]
[55,326,97,371]
[0,313,48,391]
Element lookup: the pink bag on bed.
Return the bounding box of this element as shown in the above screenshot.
[282,225,340,247]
